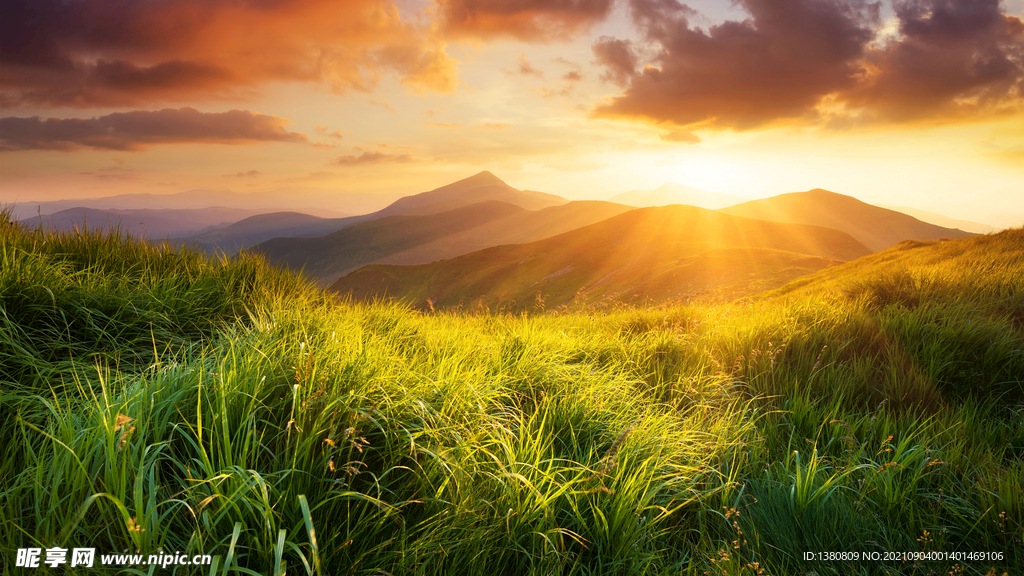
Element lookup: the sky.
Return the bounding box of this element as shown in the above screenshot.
[2,0,1023,227]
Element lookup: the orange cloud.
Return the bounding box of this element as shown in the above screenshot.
[0,108,307,151]
[439,0,614,41]
[333,151,414,165]
[1,0,458,107]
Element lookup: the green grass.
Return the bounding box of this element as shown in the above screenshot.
[2,214,1022,575]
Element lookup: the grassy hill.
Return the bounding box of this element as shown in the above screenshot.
[253,200,634,286]
[720,189,975,251]
[331,205,872,311]
[3,214,1021,575]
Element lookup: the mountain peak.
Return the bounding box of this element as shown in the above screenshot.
[460,170,507,187]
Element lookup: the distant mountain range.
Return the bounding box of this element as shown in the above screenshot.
[20,207,266,239]
[251,199,632,285]
[187,171,572,254]
[8,189,351,220]
[719,189,974,251]
[330,205,873,311]
[13,173,987,310]
[609,183,746,209]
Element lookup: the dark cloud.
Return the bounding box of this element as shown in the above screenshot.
[333,151,414,165]
[439,0,614,41]
[842,0,1024,121]
[593,0,1024,129]
[594,0,881,129]
[0,0,458,107]
[0,108,308,151]
[563,71,584,81]
[592,36,639,86]
[231,170,262,178]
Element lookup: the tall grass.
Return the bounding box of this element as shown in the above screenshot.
[2,218,1021,574]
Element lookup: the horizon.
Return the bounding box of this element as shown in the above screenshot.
[2,0,1024,228]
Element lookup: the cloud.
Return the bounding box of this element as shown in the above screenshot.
[333,151,414,165]
[563,71,583,82]
[592,0,1024,130]
[594,0,881,129]
[0,107,308,151]
[841,0,1024,121]
[476,122,513,129]
[315,126,345,139]
[424,121,464,128]
[659,130,701,143]
[438,0,614,41]
[592,36,638,87]
[1,0,458,107]
[508,53,544,77]
[229,170,262,178]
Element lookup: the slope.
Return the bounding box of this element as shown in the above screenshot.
[254,200,633,286]
[330,205,872,311]
[878,205,997,235]
[719,189,975,251]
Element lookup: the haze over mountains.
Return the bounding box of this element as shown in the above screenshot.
[20,206,265,239]
[251,199,632,285]
[878,206,996,235]
[9,189,351,221]
[331,205,873,311]
[609,183,747,209]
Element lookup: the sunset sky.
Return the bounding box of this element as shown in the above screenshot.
[2,0,1023,227]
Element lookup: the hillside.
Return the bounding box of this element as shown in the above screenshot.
[186,211,356,254]
[4,216,1021,575]
[331,205,872,310]
[19,206,264,239]
[253,200,634,285]
[878,205,997,234]
[609,183,746,209]
[719,189,975,251]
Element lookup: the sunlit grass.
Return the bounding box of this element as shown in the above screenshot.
[2,213,1021,574]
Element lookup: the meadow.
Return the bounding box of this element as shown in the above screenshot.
[2,213,1022,575]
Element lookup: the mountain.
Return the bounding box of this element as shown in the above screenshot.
[188,171,570,255]
[609,183,746,209]
[252,200,633,286]
[19,207,266,239]
[9,190,351,220]
[184,212,361,254]
[878,205,997,235]
[373,171,567,217]
[718,189,975,251]
[330,205,873,311]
